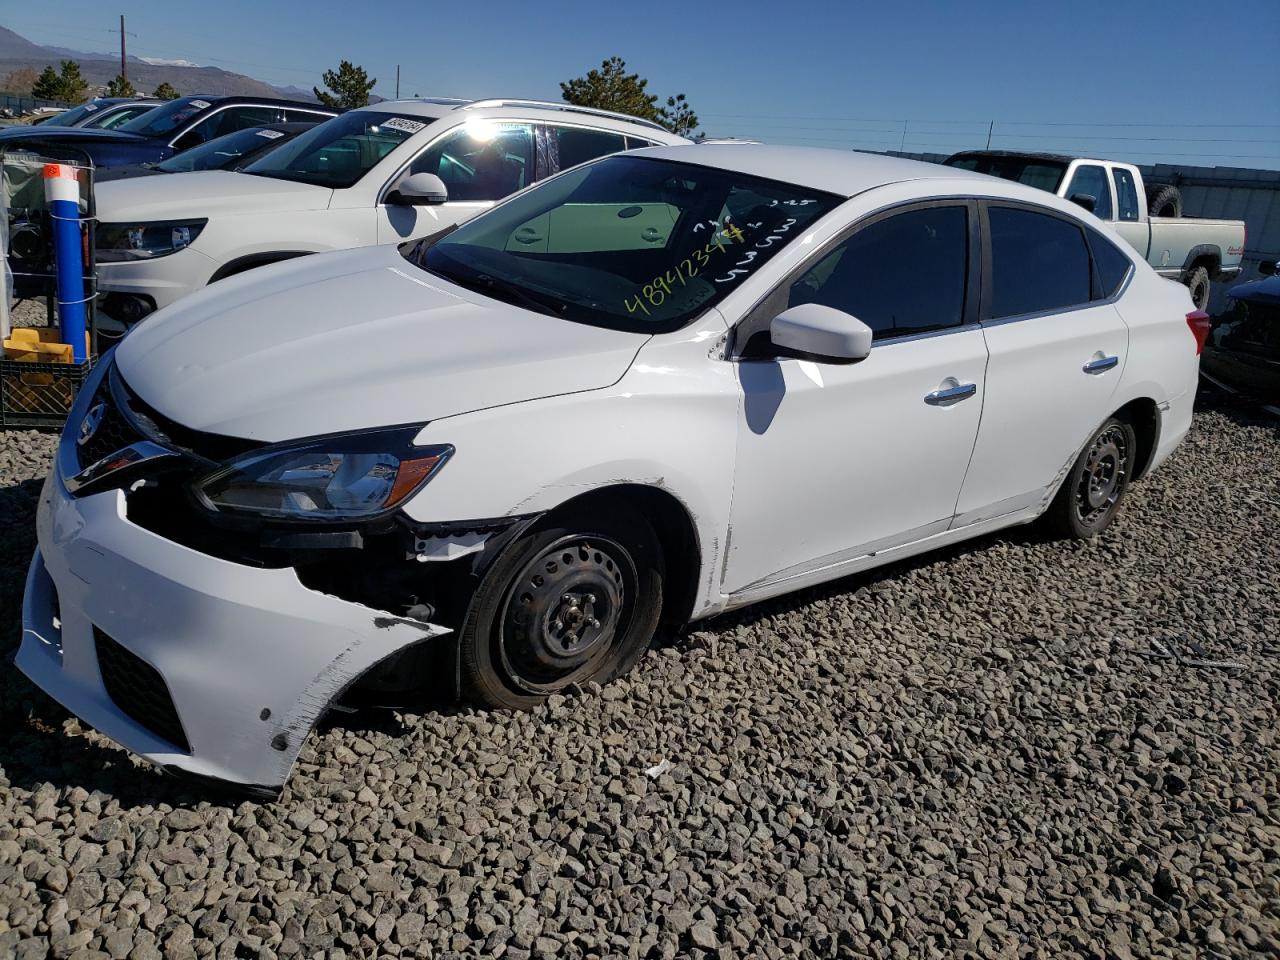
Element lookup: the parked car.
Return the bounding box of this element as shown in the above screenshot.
[944,151,1245,311]
[1201,260,1280,404]
[96,122,322,182]
[18,145,1205,796]
[0,95,336,169]
[92,98,687,325]
[26,97,160,131]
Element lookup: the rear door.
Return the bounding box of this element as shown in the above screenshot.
[955,202,1129,524]
[1110,165,1151,259]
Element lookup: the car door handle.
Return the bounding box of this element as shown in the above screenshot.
[924,382,977,406]
[1083,355,1120,374]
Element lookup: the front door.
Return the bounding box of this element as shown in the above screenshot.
[723,202,987,595]
[378,121,536,244]
[955,203,1129,523]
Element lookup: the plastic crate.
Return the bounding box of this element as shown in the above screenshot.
[0,356,94,429]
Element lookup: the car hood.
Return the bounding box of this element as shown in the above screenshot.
[115,245,648,442]
[0,126,147,143]
[96,170,332,221]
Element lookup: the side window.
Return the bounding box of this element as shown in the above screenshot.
[1112,168,1140,222]
[988,206,1092,319]
[552,125,627,171]
[284,109,331,124]
[409,122,535,202]
[1064,165,1113,220]
[788,205,969,341]
[625,136,662,150]
[1087,229,1133,299]
[174,106,277,148]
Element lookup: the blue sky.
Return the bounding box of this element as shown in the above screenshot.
[8,0,1280,169]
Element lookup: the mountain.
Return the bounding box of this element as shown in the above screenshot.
[0,25,319,101]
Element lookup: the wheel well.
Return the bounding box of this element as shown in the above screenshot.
[209,251,312,284]
[1113,398,1160,480]
[544,484,701,630]
[1183,249,1222,282]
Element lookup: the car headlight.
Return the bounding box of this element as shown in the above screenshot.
[193,426,452,521]
[96,219,207,262]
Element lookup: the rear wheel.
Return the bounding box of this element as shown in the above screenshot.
[1044,417,1137,539]
[1184,265,1211,312]
[459,505,664,709]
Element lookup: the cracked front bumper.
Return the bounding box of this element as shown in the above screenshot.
[16,465,450,797]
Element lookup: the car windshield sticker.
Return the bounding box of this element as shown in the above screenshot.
[381,117,426,135]
[190,99,212,109]
[85,103,99,112]
[626,223,746,317]
[256,129,285,139]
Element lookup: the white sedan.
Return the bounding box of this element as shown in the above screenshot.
[19,145,1205,796]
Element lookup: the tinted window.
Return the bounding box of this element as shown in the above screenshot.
[410,122,534,201]
[625,136,662,150]
[988,206,1091,318]
[120,97,215,137]
[943,154,1068,192]
[88,104,157,130]
[1064,165,1112,220]
[176,106,279,148]
[1112,168,1140,222]
[552,126,627,171]
[1088,229,1133,299]
[788,206,969,340]
[157,127,290,172]
[284,108,333,124]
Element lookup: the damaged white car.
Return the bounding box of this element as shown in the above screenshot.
[18,146,1204,797]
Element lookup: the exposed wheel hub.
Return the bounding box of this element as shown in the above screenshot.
[500,536,630,692]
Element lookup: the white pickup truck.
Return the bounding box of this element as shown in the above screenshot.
[945,151,1245,310]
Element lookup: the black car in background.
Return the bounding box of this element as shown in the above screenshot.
[96,122,323,181]
[1202,261,1280,405]
[0,95,337,168]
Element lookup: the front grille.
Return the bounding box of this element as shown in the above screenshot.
[93,628,191,753]
[76,392,141,471]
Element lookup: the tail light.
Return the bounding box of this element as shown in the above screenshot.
[1186,311,1211,355]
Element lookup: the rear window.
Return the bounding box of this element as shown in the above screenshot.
[1088,229,1133,299]
[945,154,1068,193]
[988,206,1092,319]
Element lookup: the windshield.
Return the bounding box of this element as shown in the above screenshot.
[945,153,1068,192]
[42,103,98,126]
[119,97,213,138]
[86,104,156,130]
[243,111,424,188]
[156,126,289,172]
[411,155,842,333]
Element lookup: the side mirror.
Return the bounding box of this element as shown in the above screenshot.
[1068,193,1097,213]
[770,303,873,364]
[1258,260,1277,277]
[388,172,448,206]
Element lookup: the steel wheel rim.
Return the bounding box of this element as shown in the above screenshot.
[498,534,635,694]
[1074,425,1128,525]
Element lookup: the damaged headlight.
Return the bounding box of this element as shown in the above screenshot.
[193,427,452,521]
[96,219,207,262]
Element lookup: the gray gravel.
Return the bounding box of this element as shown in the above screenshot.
[0,390,1277,959]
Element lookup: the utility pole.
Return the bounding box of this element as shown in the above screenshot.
[395,65,400,99]
[985,120,994,149]
[119,15,127,84]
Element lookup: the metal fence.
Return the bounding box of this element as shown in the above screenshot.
[0,93,72,117]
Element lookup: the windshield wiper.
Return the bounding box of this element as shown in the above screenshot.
[467,272,567,318]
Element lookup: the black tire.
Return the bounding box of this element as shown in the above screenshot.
[1044,417,1137,540]
[1146,183,1183,219]
[1184,265,1210,312]
[459,505,664,709]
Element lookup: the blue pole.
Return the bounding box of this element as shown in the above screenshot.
[43,163,87,362]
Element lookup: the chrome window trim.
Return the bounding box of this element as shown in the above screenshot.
[166,103,284,149]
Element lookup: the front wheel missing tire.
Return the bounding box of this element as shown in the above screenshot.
[459,505,664,709]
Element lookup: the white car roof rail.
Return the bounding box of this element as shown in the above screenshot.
[456,99,670,134]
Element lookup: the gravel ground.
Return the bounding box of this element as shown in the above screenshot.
[0,389,1276,959]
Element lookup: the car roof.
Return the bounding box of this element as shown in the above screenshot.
[180,94,337,111]
[632,143,993,198]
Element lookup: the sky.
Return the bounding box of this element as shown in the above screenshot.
[7,0,1280,169]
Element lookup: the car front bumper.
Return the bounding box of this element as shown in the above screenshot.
[96,246,219,312]
[16,463,451,798]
